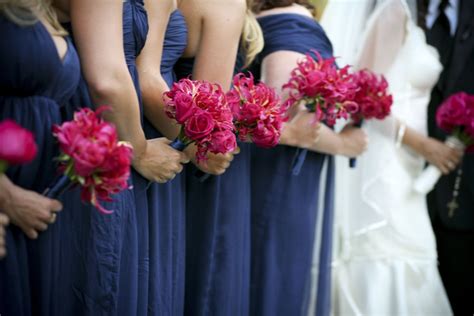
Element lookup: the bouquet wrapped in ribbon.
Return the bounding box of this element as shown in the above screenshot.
[44,107,133,214]
[283,51,359,175]
[0,119,37,173]
[414,92,474,194]
[228,73,288,148]
[348,69,393,167]
[164,78,237,162]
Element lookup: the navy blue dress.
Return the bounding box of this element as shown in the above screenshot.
[142,10,188,315]
[0,15,80,316]
[175,55,251,315]
[56,1,149,315]
[249,13,335,316]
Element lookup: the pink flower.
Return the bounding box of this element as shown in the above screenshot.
[164,78,236,162]
[184,111,215,140]
[436,92,474,152]
[53,107,133,213]
[0,119,37,166]
[208,130,237,154]
[228,73,287,147]
[283,51,358,126]
[350,69,392,122]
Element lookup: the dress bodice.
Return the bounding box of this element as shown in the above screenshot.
[0,15,80,103]
[385,8,442,135]
[252,13,333,81]
[257,13,333,60]
[123,0,148,66]
[161,10,187,85]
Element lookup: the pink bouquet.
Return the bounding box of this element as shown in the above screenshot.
[164,78,237,162]
[283,51,358,126]
[414,92,474,194]
[227,73,287,148]
[282,51,358,175]
[348,69,393,167]
[44,107,133,214]
[0,119,37,173]
[436,92,474,151]
[350,69,392,123]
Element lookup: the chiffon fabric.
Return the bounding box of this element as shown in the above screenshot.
[175,56,252,316]
[327,1,453,315]
[0,15,80,316]
[56,1,149,314]
[142,10,188,315]
[249,13,335,316]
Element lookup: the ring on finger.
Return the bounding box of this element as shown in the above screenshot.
[447,161,455,169]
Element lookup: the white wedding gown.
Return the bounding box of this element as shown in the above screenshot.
[320,0,453,315]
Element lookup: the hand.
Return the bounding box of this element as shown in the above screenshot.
[338,125,368,157]
[420,137,463,174]
[280,110,321,148]
[0,213,8,258]
[133,137,190,183]
[0,176,62,239]
[186,145,240,176]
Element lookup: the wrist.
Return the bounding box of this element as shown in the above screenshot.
[279,122,295,147]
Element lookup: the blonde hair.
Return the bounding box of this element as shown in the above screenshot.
[0,0,66,35]
[241,0,264,67]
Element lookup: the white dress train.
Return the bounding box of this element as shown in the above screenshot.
[321,0,453,315]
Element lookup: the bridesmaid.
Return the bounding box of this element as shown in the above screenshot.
[0,1,75,314]
[249,1,367,315]
[137,0,188,314]
[51,0,188,314]
[174,0,263,314]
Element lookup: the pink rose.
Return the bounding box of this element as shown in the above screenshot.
[174,93,196,124]
[208,130,237,154]
[184,111,215,140]
[252,123,280,148]
[0,119,37,166]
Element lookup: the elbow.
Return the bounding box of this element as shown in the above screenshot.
[86,68,132,101]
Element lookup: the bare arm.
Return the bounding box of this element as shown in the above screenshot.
[71,0,147,156]
[186,0,246,90]
[71,0,189,182]
[261,50,367,157]
[137,0,180,139]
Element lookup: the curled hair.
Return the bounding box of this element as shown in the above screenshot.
[252,0,316,17]
[241,0,265,67]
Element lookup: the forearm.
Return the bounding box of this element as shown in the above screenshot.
[141,73,180,140]
[401,123,425,156]
[87,72,147,157]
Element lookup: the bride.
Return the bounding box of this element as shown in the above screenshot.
[320,0,463,314]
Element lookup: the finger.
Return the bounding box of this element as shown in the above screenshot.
[49,200,63,212]
[35,222,48,232]
[25,229,38,240]
[439,164,449,175]
[179,152,191,164]
[0,237,5,247]
[174,164,184,174]
[233,147,241,155]
[0,214,9,226]
[221,161,231,170]
[0,227,5,237]
[0,247,6,258]
[48,213,57,224]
